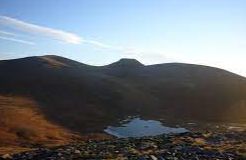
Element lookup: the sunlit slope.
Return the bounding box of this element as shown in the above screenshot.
[0,95,76,149]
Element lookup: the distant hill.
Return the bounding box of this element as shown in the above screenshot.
[0,55,245,140]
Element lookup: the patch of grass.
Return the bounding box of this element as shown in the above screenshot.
[0,95,77,152]
[14,126,37,140]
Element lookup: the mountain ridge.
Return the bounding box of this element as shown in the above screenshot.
[0,55,245,134]
[1,55,245,78]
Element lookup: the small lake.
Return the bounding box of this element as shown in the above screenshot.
[104,118,188,138]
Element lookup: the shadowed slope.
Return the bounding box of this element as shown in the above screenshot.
[0,55,245,140]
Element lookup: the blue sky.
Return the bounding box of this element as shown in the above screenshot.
[0,0,245,76]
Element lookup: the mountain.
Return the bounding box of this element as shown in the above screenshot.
[0,55,245,149]
[106,58,144,68]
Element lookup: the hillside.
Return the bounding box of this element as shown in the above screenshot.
[0,95,79,154]
[0,55,245,140]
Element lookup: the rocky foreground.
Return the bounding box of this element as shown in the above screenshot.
[1,131,246,160]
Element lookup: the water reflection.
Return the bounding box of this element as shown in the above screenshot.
[104,118,188,138]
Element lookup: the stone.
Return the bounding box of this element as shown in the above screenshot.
[57,152,63,156]
[150,155,158,160]
[74,149,81,154]
[1,154,12,159]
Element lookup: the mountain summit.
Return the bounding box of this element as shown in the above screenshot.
[107,58,144,68]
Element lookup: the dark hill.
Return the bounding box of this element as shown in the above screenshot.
[101,58,144,77]
[0,55,245,137]
[106,58,144,68]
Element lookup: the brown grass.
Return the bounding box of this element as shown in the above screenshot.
[0,95,78,155]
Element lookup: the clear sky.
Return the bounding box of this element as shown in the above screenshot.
[0,0,245,76]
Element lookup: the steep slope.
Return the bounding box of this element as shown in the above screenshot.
[0,55,245,141]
